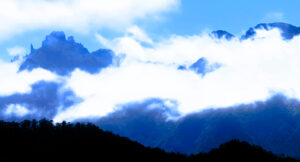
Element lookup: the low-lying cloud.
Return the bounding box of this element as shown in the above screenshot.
[0,60,58,96]
[54,27,300,122]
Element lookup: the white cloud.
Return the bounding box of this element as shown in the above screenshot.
[54,27,300,122]
[5,104,31,116]
[263,12,285,22]
[0,60,59,96]
[0,0,179,39]
[96,34,111,48]
[126,25,153,44]
[7,46,27,57]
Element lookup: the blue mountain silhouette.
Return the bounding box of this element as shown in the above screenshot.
[210,22,300,41]
[241,22,300,40]
[210,30,235,40]
[19,31,114,76]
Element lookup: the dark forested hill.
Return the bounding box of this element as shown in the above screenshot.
[0,119,296,161]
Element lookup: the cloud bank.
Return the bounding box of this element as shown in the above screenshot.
[7,46,27,57]
[0,0,179,39]
[54,26,300,122]
[0,60,58,96]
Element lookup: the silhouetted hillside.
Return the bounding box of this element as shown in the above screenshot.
[0,120,296,161]
[190,139,296,161]
[95,95,300,158]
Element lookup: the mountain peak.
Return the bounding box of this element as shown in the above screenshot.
[211,30,235,40]
[19,31,114,75]
[241,22,300,40]
[42,31,67,47]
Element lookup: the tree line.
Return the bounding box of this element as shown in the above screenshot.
[0,119,297,161]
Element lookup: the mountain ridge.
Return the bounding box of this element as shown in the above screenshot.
[211,22,300,40]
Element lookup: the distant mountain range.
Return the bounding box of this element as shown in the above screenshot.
[15,23,300,77]
[211,22,300,40]
[90,95,300,159]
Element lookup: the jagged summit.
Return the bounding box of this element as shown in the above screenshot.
[19,31,114,76]
[44,31,66,41]
[211,30,235,40]
[210,22,300,41]
[42,31,77,47]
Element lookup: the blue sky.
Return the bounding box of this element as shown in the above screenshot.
[153,0,300,35]
[0,0,300,61]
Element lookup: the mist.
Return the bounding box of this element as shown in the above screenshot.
[54,27,300,122]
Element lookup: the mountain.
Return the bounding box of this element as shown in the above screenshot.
[189,139,296,161]
[19,31,114,76]
[211,30,235,40]
[95,95,300,159]
[241,22,300,40]
[210,23,300,41]
[189,57,208,75]
[0,119,295,161]
[0,81,77,120]
[189,57,221,75]
[178,57,221,76]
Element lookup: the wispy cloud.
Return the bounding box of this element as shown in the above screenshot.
[262,12,285,22]
[7,46,26,57]
[0,0,179,40]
